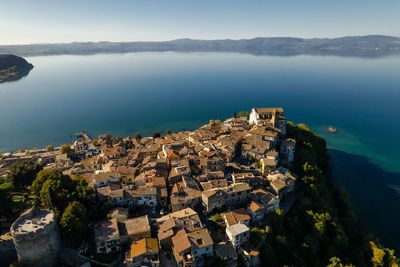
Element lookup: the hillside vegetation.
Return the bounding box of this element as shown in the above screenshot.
[0,54,33,83]
[262,122,399,266]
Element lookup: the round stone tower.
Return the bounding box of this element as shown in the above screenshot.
[10,208,61,267]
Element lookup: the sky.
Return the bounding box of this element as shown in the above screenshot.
[0,0,399,45]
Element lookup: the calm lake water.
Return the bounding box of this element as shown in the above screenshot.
[0,52,399,250]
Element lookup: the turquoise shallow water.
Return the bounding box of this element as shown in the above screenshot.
[0,52,399,249]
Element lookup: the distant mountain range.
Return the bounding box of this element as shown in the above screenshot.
[1,35,400,57]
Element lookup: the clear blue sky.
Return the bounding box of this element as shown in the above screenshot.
[1,0,399,44]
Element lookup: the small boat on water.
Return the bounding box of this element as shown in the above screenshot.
[327,126,337,133]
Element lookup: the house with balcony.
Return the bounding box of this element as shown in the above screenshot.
[172,229,214,267]
[94,218,121,254]
[247,201,265,221]
[226,223,250,248]
[156,208,203,249]
[202,182,251,213]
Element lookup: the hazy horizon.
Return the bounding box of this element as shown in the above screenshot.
[1,34,400,46]
[1,0,399,45]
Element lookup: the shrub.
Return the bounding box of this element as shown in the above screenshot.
[152,132,161,138]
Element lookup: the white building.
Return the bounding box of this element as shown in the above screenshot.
[249,107,286,135]
[226,223,250,248]
[72,141,87,156]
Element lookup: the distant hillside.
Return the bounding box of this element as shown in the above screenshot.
[0,54,33,83]
[0,35,400,57]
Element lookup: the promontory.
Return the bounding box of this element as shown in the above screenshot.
[0,54,33,83]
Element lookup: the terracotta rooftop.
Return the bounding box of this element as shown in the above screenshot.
[172,230,191,254]
[129,238,159,259]
[118,215,150,237]
[253,107,284,113]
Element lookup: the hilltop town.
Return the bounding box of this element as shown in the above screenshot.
[1,107,298,266]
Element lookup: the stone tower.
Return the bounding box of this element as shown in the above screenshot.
[10,208,61,267]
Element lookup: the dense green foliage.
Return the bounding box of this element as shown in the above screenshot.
[166,129,172,135]
[92,139,100,147]
[0,182,14,216]
[60,201,88,244]
[46,145,54,152]
[152,131,161,138]
[135,133,142,140]
[211,213,223,223]
[261,122,399,266]
[0,181,32,221]
[60,144,73,155]
[31,170,94,219]
[211,213,226,232]
[238,111,250,118]
[30,170,94,244]
[8,160,43,189]
[250,226,268,247]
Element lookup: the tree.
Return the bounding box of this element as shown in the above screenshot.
[60,201,87,244]
[92,139,99,147]
[32,169,74,217]
[0,151,3,158]
[152,131,161,138]
[238,111,250,118]
[306,210,331,235]
[250,227,266,247]
[135,133,142,140]
[46,145,54,152]
[211,213,223,223]
[39,176,74,217]
[166,129,171,135]
[255,160,262,168]
[248,155,256,163]
[268,208,284,234]
[0,182,14,216]
[233,112,237,118]
[327,257,343,267]
[32,169,64,196]
[72,174,94,207]
[8,160,43,189]
[32,170,94,219]
[60,144,73,155]
[369,241,399,267]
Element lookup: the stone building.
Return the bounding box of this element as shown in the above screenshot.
[10,208,61,267]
